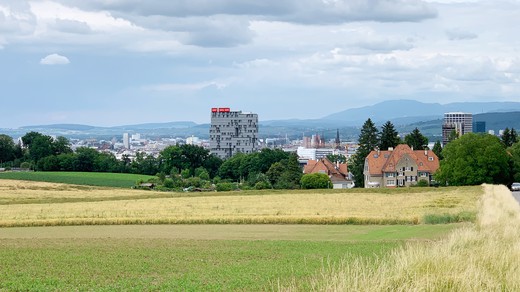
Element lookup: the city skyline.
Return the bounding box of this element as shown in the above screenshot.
[1,0,519,128]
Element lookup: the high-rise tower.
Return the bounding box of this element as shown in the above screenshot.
[442,112,473,146]
[209,108,258,159]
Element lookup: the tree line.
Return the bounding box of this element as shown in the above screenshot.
[0,131,306,190]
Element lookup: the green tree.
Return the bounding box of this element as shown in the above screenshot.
[378,121,400,150]
[0,134,16,163]
[435,133,510,186]
[74,147,99,172]
[326,154,347,163]
[52,136,72,155]
[203,154,223,178]
[351,118,379,188]
[404,128,428,150]
[266,153,302,189]
[509,142,520,182]
[432,140,443,160]
[502,128,518,147]
[300,173,331,189]
[27,135,54,163]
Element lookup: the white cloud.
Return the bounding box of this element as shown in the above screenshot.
[40,53,70,65]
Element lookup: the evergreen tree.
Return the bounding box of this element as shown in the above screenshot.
[351,118,379,188]
[378,121,400,150]
[432,140,443,160]
[501,128,512,147]
[512,128,518,145]
[404,128,428,150]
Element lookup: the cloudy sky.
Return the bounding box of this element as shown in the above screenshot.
[1,0,519,128]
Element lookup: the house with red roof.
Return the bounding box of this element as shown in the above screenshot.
[303,157,354,189]
[363,144,439,188]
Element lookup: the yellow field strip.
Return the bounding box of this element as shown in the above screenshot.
[0,180,481,227]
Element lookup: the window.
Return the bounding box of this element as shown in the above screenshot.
[387,180,395,186]
[428,157,434,161]
[405,166,411,171]
[386,172,395,177]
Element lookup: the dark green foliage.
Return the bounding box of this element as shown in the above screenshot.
[432,140,443,160]
[266,153,302,189]
[435,133,510,186]
[379,121,400,150]
[508,142,520,182]
[0,134,17,163]
[351,118,379,188]
[501,127,518,147]
[300,173,331,189]
[216,182,238,192]
[404,127,428,150]
[326,154,347,163]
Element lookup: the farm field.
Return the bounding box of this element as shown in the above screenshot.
[0,224,458,291]
[0,171,154,188]
[0,179,487,290]
[0,179,482,227]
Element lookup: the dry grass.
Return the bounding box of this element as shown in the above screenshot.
[0,180,481,227]
[289,184,520,291]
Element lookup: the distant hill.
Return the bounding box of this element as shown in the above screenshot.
[4,100,520,140]
[324,100,520,125]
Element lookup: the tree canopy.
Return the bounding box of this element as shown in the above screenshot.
[379,121,400,150]
[351,118,379,188]
[404,128,428,150]
[435,133,510,186]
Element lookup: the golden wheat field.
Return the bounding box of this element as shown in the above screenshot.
[288,184,520,291]
[0,179,482,227]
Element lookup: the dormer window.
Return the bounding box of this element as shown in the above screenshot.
[428,157,434,161]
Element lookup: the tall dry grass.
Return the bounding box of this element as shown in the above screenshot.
[289,185,520,291]
[0,180,480,227]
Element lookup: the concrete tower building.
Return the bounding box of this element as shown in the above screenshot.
[123,133,130,149]
[442,112,473,146]
[209,107,258,159]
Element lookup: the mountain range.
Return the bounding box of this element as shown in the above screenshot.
[2,100,520,140]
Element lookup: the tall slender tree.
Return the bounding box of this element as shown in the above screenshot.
[501,128,512,147]
[351,118,379,188]
[432,140,443,160]
[405,128,428,150]
[378,121,400,150]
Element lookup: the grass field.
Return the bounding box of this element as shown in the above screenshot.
[287,184,520,291]
[0,178,487,290]
[0,225,457,291]
[0,171,154,188]
[0,179,482,227]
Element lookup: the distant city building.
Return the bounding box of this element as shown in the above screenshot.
[123,133,130,149]
[442,112,473,146]
[488,130,495,135]
[186,135,200,146]
[474,121,486,133]
[131,133,141,141]
[209,107,258,159]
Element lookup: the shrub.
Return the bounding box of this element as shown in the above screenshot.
[301,173,331,189]
[255,181,272,190]
[216,182,238,192]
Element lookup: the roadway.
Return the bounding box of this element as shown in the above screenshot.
[513,191,520,204]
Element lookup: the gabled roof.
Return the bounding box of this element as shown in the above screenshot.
[304,157,349,180]
[365,144,439,175]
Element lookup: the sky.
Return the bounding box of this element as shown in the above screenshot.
[0,0,519,128]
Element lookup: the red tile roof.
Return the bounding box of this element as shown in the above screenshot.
[304,158,349,180]
[366,144,439,175]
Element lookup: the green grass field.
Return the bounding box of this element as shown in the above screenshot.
[0,224,457,291]
[0,171,154,188]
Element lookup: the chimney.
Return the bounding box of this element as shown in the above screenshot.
[388,147,394,151]
[424,149,428,156]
